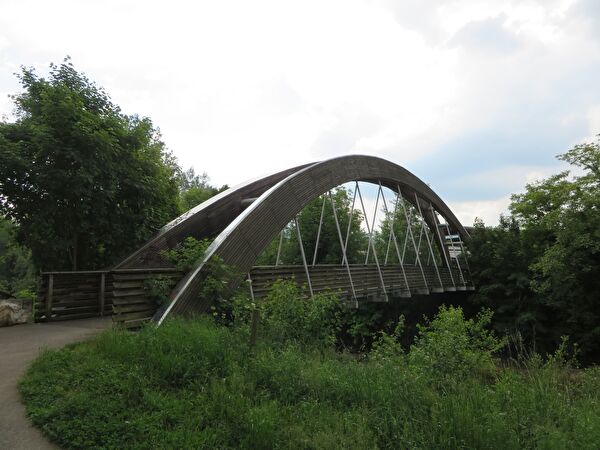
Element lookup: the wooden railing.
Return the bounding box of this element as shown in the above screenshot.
[249,264,473,303]
[37,270,113,322]
[37,268,181,327]
[38,264,472,327]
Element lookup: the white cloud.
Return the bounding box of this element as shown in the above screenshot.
[0,0,598,214]
[587,105,600,136]
[453,164,564,194]
[449,196,512,226]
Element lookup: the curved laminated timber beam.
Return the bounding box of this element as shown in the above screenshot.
[111,155,472,325]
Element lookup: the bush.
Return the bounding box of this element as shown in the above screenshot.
[143,275,174,307]
[253,280,341,349]
[408,306,504,384]
[15,288,37,301]
[144,237,242,320]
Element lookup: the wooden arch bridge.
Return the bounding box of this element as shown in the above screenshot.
[38,155,474,328]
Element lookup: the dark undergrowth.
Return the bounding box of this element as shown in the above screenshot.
[20,282,600,449]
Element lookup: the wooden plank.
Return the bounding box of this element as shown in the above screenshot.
[47,300,99,309]
[112,281,145,289]
[51,305,101,314]
[113,303,158,314]
[112,296,155,305]
[112,272,181,282]
[112,289,146,297]
[51,292,100,301]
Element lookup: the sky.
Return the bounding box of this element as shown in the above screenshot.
[1,0,599,226]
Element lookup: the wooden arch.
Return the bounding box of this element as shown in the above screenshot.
[142,155,469,324]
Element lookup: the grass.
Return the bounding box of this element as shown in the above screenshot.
[18,285,600,449]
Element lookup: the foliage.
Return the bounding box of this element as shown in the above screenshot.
[160,236,240,322]
[20,306,600,450]
[408,306,504,384]
[252,280,342,349]
[178,167,228,213]
[369,315,405,360]
[510,137,600,362]
[0,216,36,294]
[163,236,211,272]
[339,304,390,350]
[0,58,180,271]
[143,275,174,307]
[15,288,37,301]
[469,136,600,363]
[467,216,548,349]
[143,237,213,308]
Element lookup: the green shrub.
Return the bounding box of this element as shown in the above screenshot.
[257,280,341,349]
[143,275,173,306]
[151,237,243,320]
[163,237,210,272]
[15,288,37,301]
[370,315,405,361]
[408,306,504,385]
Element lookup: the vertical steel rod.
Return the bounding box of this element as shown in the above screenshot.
[379,183,410,293]
[312,195,327,267]
[356,184,388,300]
[457,238,473,286]
[341,182,358,266]
[430,206,456,287]
[364,184,381,265]
[398,186,428,290]
[295,218,314,297]
[414,194,444,289]
[247,272,256,303]
[275,229,284,265]
[390,192,407,267]
[329,191,357,301]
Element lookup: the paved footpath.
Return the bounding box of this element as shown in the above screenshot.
[0,317,112,450]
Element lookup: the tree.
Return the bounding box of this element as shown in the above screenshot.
[468,136,600,362]
[467,216,549,350]
[178,167,228,212]
[510,137,600,361]
[0,58,180,271]
[0,216,35,295]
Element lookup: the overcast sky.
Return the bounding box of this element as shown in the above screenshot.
[1,0,599,226]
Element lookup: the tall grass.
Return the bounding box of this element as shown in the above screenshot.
[19,285,600,449]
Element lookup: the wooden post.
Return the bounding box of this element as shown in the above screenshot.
[249,309,260,347]
[98,272,106,316]
[45,274,54,321]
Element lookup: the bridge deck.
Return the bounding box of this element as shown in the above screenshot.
[250,264,473,303]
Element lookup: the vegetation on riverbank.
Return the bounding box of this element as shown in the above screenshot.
[20,283,600,449]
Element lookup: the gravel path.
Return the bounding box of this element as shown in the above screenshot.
[0,317,111,450]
